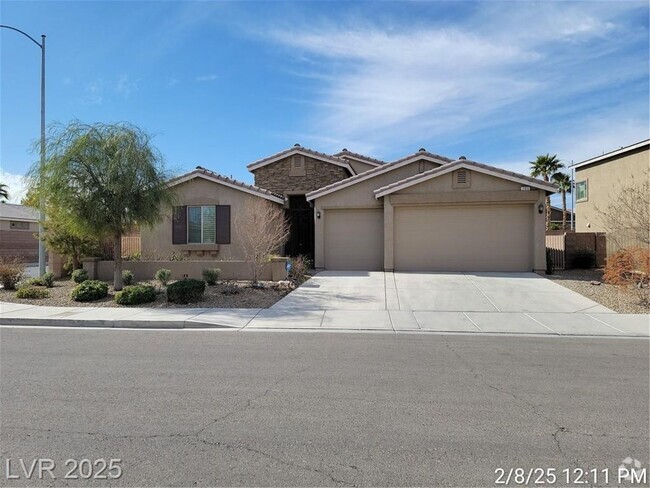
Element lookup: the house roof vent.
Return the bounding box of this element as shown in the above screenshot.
[294,143,301,147]
[459,156,467,160]
[418,147,426,152]
[341,148,348,152]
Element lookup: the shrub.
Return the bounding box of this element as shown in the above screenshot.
[72,268,88,284]
[122,269,135,286]
[0,257,25,290]
[570,249,596,269]
[115,284,156,305]
[221,279,239,295]
[604,247,650,306]
[42,272,55,288]
[289,255,312,285]
[155,268,172,286]
[202,268,221,286]
[18,277,44,288]
[71,280,108,302]
[16,286,50,299]
[167,279,205,304]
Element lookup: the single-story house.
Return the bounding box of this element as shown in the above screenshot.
[141,145,556,272]
[0,203,39,262]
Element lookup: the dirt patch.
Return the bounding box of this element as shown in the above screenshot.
[546,269,649,314]
[0,278,291,309]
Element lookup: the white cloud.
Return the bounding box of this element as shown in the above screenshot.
[0,171,29,204]
[196,74,218,82]
[83,80,104,105]
[115,74,137,97]
[166,77,179,87]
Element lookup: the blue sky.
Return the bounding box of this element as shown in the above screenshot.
[1,1,648,206]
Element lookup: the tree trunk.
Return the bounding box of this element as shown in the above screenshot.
[544,176,551,231]
[113,234,123,291]
[561,191,567,230]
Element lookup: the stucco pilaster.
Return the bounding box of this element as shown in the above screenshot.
[384,196,394,271]
[533,190,547,271]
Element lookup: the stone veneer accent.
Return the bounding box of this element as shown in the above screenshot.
[252,156,351,195]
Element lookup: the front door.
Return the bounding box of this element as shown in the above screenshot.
[285,195,314,262]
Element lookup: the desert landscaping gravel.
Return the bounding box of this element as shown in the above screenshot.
[546,269,649,314]
[0,279,290,309]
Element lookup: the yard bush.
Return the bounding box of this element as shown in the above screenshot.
[122,269,135,286]
[570,249,596,269]
[16,286,50,299]
[42,272,55,288]
[0,257,25,290]
[289,255,312,285]
[167,279,205,304]
[202,268,221,286]
[114,284,156,305]
[71,280,108,302]
[604,247,649,306]
[72,268,88,284]
[155,268,172,286]
[221,279,239,295]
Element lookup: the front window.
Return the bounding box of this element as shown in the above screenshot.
[187,206,216,244]
[575,180,588,202]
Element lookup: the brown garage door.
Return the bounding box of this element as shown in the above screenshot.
[394,204,533,272]
[324,208,383,270]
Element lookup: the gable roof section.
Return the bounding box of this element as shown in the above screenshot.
[0,203,39,222]
[570,139,649,170]
[373,159,558,198]
[306,150,452,201]
[168,167,285,204]
[333,149,385,166]
[246,145,355,174]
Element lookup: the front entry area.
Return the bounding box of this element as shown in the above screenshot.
[393,204,534,272]
[285,195,315,261]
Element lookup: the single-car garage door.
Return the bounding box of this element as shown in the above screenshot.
[325,208,383,270]
[394,204,533,272]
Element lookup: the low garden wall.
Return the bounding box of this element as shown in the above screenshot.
[83,258,289,282]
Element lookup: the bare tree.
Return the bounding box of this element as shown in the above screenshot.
[235,198,289,284]
[596,172,649,249]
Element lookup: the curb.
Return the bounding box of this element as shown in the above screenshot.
[0,317,238,329]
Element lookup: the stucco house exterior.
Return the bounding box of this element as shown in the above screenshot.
[141,145,556,272]
[571,139,649,252]
[0,203,39,262]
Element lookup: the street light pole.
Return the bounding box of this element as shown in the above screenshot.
[0,25,47,276]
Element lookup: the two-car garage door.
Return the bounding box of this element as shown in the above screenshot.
[393,204,533,272]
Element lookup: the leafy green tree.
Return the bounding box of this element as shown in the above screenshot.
[0,183,9,202]
[530,154,564,230]
[552,172,572,230]
[31,121,175,290]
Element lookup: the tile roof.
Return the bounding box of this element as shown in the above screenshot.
[333,149,386,165]
[0,203,39,222]
[570,139,650,169]
[168,167,285,202]
[246,145,354,172]
[373,159,558,197]
[306,149,454,201]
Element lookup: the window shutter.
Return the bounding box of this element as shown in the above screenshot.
[172,206,187,244]
[216,205,231,244]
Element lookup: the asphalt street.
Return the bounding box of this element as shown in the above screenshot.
[1,328,648,487]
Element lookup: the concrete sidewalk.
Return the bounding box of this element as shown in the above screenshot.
[1,301,648,337]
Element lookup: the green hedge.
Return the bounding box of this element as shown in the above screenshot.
[16,286,50,299]
[115,284,156,305]
[167,279,205,304]
[202,268,221,286]
[71,280,108,302]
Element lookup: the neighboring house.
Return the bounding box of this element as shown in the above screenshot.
[0,203,39,262]
[549,206,574,229]
[571,139,649,251]
[142,145,556,272]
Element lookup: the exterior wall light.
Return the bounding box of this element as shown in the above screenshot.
[316,210,321,219]
[538,203,544,214]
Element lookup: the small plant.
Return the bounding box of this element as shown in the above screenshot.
[124,251,141,261]
[169,251,186,262]
[122,269,135,286]
[41,272,55,288]
[570,249,596,269]
[202,268,221,286]
[221,279,239,295]
[72,268,89,284]
[17,277,44,289]
[155,268,172,286]
[0,257,25,290]
[604,247,650,306]
[16,286,50,299]
[115,284,156,305]
[289,255,312,285]
[167,278,205,304]
[71,280,109,302]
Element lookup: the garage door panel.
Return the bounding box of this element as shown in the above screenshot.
[325,209,383,270]
[394,205,532,272]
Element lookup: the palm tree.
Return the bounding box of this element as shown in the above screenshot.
[0,183,9,202]
[530,154,564,230]
[552,172,572,230]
